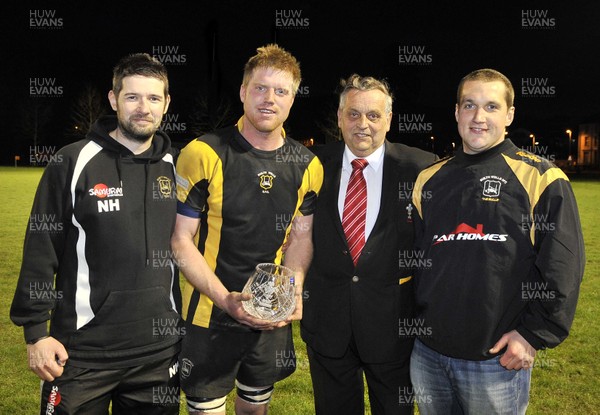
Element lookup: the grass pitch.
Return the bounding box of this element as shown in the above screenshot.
[0,166,597,414]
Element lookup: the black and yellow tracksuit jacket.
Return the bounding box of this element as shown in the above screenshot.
[412,139,584,360]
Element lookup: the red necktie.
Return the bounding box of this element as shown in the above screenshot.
[342,158,368,266]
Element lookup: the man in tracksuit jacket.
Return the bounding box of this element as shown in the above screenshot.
[10,53,182,414]
[410,68,584,414]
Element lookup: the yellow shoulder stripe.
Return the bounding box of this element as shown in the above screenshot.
[412,159,451,218]
[502,154,568,245]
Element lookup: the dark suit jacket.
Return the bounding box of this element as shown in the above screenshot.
[301,140,436,363]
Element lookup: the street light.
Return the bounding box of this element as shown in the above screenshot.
[530,134,535,149]
[430,136,435,155]
[566,129,572,163]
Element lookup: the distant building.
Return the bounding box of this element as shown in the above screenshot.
[578,122,600,168]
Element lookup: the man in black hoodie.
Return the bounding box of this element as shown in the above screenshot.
[11,53,182,414]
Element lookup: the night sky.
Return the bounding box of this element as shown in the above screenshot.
[2,1,600,164]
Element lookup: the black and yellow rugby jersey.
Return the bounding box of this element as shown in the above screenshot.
[412,139,584,360]
[176,123,323,330]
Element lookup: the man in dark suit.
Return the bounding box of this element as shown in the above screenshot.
[301,74,436,415]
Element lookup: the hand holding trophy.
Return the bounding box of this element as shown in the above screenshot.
[242,263,296,322]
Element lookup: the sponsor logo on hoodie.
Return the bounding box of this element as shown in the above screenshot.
[89,183,123,212]
[88,183,123,199]
[432,223,508,245]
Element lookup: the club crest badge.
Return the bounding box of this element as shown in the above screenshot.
[258,171,276,193]
[156,176,174,198]
[480,175,507,202]
[181,358,194,379]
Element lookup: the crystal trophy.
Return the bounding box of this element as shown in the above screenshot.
[241,263,296,322]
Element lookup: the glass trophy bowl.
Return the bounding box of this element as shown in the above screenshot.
[241,263,296,322]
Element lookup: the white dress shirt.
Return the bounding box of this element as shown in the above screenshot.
[338,143,385,242]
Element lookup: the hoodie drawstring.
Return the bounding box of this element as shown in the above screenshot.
[144,162,150,267]
[116,156,123,187]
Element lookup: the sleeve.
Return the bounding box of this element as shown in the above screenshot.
[10,156,71,342]
[297,156,324,216]
[175,139,217,218]
[517,178,585,349]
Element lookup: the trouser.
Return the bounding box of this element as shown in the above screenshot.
[39,354,180,415]
[307,340,413,415]
[410,339,531,415]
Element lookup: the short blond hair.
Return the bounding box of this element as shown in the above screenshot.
[242,44,302,95]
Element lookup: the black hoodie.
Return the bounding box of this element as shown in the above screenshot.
[11,115,182,368]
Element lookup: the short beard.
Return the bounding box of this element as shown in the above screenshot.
[117,119,156,143]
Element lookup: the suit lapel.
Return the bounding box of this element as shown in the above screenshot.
[366,142,400,245]
[320,145,349,246]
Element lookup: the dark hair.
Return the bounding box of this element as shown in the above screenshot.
[112,53,169,97]
[457,68,514,108]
